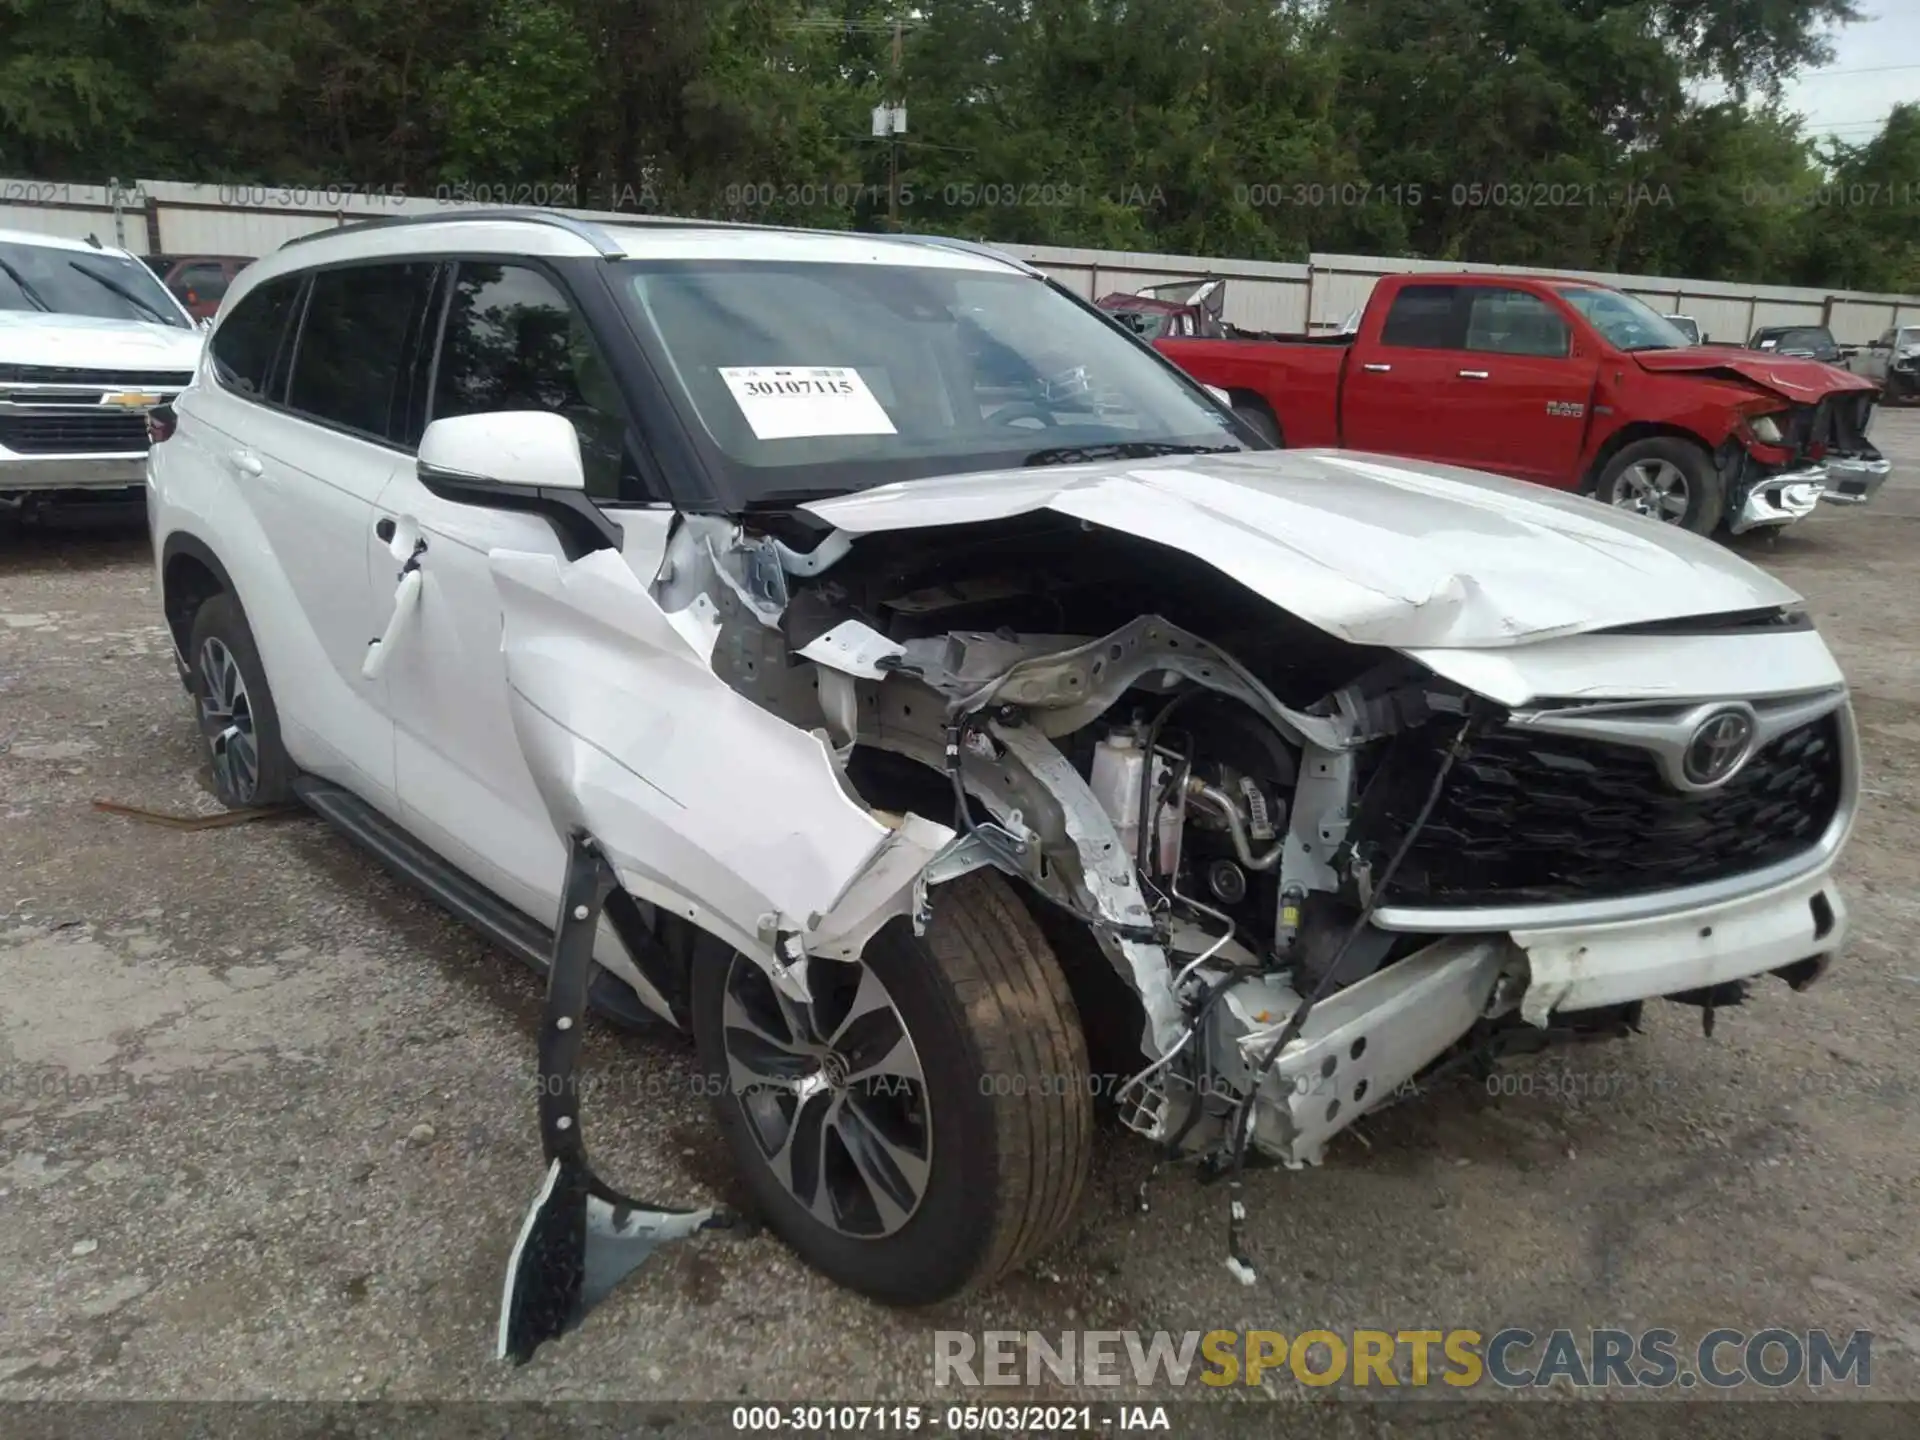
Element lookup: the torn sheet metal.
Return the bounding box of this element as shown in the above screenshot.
[800,449,1798,650]
[489,547,954,965]
[988,720,1184,1059]
[797,619,907,679]
[928,614,1347,751]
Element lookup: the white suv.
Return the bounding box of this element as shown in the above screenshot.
[0,226,203,516]
[148,211,1857,1362]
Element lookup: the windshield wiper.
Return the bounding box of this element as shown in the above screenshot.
[66,261,175,325]
[0,256,53,311]
[1021,440,1243,468]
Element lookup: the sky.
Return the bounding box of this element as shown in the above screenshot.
[1779,3,1920,142]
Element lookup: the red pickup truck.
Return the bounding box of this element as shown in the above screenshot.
[1101,272,1889,535]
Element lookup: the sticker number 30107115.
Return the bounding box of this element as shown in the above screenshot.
[719,365,898,440]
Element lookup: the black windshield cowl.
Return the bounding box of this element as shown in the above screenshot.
[1021,441,1245,468]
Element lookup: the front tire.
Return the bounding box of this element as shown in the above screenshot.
[692,871,1092,1304]
[186,591,295,808]
[1596,437,1725,535]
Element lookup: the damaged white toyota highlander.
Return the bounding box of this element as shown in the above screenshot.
[147,212,1855,1361]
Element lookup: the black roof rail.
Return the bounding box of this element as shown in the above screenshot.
[278,208,630,259]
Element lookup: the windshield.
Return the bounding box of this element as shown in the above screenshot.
[613,260,1242,504]
[0,241,190,328]
[1555,286,1692,352]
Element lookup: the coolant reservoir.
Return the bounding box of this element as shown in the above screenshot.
[1089,732,1182,878]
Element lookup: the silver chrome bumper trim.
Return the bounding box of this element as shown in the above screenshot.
[1727,466,1826,534]
[1818,455,1892,505]
[1373,696,1859,934]
[0,454,149,491]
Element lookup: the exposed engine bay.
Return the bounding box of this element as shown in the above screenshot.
[648,506,1539,1180]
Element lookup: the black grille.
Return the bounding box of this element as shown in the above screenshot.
[0,413,149,454]
[0,365,192,387]
[1359,712,1843,907]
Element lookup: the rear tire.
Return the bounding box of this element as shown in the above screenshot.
[692,871,1092,1304]
[1231,396,1282,446]
[1596,437,1725,535]
[186,592,295,808]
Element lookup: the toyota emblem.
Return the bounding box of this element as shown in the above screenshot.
[1682,708,1756,787]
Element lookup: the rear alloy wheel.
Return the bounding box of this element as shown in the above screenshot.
[693,871,1092,1304]
[187,592,295,808]
[1597,437,1725,535]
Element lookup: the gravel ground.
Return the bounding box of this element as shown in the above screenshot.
[1,416,1917,1421]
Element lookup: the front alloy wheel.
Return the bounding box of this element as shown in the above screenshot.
[692,871,1092,1304]
[720,953,931,1238]
[1608,457,1691,523]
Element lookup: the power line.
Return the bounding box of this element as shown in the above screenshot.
[1806,62,1920,77]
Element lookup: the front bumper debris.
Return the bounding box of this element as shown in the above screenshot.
[1223,937,1510,1167]
[1819,454,1892,506]
[1728,466,1825,534]
[1509,864,1846,1024]
[1212,862,1844,1169]
[497,834,739,1365]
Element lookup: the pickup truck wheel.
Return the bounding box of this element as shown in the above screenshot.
[1231,397,1282,445]
[186,592,296,808]
[692,870,1092,1304]
[1597,438,1724,535]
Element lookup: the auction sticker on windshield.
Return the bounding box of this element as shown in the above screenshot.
[720,366,897,440]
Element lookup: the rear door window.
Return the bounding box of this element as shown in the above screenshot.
[285,263,443,445]
[209,276,303,400]
[1378,285,1464,349]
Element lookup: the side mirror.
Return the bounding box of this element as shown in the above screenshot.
[416,412,620,556]
[1203,383,1232,407]
[418,411,587,491]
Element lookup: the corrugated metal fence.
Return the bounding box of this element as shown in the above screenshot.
[4,176,1917,344]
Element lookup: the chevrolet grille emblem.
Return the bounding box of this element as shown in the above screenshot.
[104,391,161,409]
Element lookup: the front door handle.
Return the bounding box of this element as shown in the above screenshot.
[1361,362,1392,373]
[1457,369,1491,379]
[227,449,264,477]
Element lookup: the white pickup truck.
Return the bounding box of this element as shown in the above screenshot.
[0,226,205,518]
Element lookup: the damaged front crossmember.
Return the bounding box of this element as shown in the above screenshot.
[497,833,741,1366]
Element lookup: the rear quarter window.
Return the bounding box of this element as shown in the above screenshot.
[209,276,303,399]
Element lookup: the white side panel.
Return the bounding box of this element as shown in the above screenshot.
[490,548,950,956]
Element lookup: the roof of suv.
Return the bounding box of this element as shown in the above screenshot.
[235,211,1028,302]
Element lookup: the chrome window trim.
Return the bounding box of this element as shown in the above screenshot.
[1372,691,1857,934]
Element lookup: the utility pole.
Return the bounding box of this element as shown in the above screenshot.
[888,12,903,230]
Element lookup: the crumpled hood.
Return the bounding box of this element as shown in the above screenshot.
[802,448,1801,650]
[0,311,203,372]
[1631,347,1873,403]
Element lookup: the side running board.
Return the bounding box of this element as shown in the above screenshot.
[291,776,665,1032]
